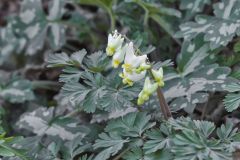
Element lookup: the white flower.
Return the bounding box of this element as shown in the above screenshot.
[137,77,158,105]
[120,69,146,86]
[143,77,158,94]
[124,42,147,67]
[112,44,127,68]
[106,30,124,56]
[151,67,164,87]
[122,42,147,73]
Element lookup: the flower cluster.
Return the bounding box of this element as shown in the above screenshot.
[137,77,158,105]
[106,30,164,105]
[137,68,165,105]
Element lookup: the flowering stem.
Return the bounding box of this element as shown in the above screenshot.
[156,87,172,119]
[121,34,142,55]
[136,1,149,28]
[65,108,82,117]
[113,147,130,160]
[107,8,116,31]
[31,80,61,91]
[115,31,172,119]
[148,69,172,120]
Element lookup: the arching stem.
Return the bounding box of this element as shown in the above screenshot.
[156,87,172,119]
[148,70,172,120]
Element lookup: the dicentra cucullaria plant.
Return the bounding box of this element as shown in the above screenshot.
[106,31,171,118]
[2,0,240,160]
[0,30,238,160]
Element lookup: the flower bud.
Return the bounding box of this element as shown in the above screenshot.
[106,30,124,56]
[135,63,151,74]
[137,77,158,105]
[112,45,127,68]
[151,67,164,87]
[137,97,145,105]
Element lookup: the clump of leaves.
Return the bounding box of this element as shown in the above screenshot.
[224,83,240,112]
[92,113,240,160]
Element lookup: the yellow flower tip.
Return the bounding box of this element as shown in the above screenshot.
[135,68,141,74]
[119,73,124,79]
[112,59,121,68]
[120,72,133,86]
[158,80,164,87]
[141,63,151,70]
[145,64,151,70]
[123,78,133,86]
[137,98,144,105]
[151,68,164,86]
[135,71,140,74]
[127,81,134,86]
[106,46,116,56]
[135,64,151,74]
[122,63,133,73]
[142,93,149,101]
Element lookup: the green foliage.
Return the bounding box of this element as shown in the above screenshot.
[176,0,240,49]
[93,112,154,160]
[92,114,240,160]
[93,132,129,160]
[49,50,141,113]
[0,75,35,103]
[148,37,232,113]
[234,41,240,53]
[224,83,240,112]
[47,49,87,67]
[180,0,210,14]
[76,0,113,9]
[169,118,229,160]
[15,0,66,55]
[143,129,170,154]
[0,133,29,160]
[17,107,89,140]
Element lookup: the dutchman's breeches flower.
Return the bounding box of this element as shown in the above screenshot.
[119,42,148,85]
[120,69,146,86]
[137,77,158,105]
[106,31,165,106]
[112,44,127,68]
[151,67,164,87]
[106,30,124,56]
[123,42,147,69]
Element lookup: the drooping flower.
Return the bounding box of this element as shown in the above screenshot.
[112,44,127,68]
[137,77,158,105]
[119,69,146,86]
[122,42,147,73]
[119,42,149,86]
[106,30,124,56]
[151,67,164,87]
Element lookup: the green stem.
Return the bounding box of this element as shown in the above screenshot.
[65,108,83,117]
[137,1,149,28]
[148,70,172,120]
[143,8,149,28]
[107,8,116,31]
[119,31,172,119]
[31,80,61,91]
[150,14,181,45]
[113,147,130,160]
